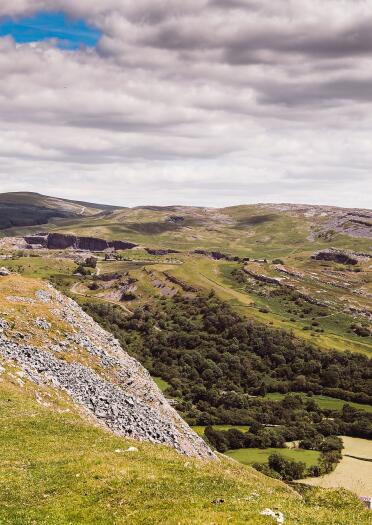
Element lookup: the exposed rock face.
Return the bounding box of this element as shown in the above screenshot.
[145,248,180,256]
[167,215,185,224]
[24,235,48,247]
[257,203,372,239]
[162,272,200,293]
[243,267,282,285]
[194,250,249,263]
[25,233,137,252]
[0,280,214,460]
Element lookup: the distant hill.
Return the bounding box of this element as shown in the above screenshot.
[0,192,123,230]
[0,193,370,256]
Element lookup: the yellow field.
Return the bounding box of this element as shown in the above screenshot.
[300,437,372,496]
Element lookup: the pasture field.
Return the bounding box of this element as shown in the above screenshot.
[301,437,372,497]
[192,425,250,436]
[224,448,321,468]
[264,393,372,414]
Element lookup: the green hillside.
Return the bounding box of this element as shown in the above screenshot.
[0,370,369,525]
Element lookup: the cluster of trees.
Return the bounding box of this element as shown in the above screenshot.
[74,257,98,276]
[204,422,344,481]
[83,293,372,439]
[254,454,308,481]
[205,424,344,482]
[204,424,285,453]
[255,436,343,481]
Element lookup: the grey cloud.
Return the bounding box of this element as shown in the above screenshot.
[0,1,371,207]
[258,78,372,106]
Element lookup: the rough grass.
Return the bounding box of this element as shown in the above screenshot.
[225,448,321,468]
[0,375,370,525]
[0,256,76,279]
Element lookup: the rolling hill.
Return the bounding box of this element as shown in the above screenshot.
[0,192,123,230]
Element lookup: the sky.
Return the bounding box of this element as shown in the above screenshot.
[0,1,371,208]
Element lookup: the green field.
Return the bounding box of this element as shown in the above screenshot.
[225,447,321,468]
[192,425,250,436]
[264,393,372,413]
[0,256,76,279]
[153,377,171,392]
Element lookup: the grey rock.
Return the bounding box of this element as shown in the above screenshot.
[0,284,215,460]
[35,318,51,330]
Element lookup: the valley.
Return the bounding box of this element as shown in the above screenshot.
[0,192,371,522]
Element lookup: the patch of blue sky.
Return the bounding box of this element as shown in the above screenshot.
[0,11,101,49]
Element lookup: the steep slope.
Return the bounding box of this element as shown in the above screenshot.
[0,274,212,459]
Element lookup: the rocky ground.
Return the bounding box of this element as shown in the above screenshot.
[0,274,214,460]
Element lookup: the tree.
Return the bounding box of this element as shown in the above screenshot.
[204,427,229,452]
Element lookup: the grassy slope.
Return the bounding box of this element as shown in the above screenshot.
[160,258,372,356]
[0,374,370,525]
[0,256,76,279]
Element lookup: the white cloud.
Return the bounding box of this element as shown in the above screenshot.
[0,1,371,207]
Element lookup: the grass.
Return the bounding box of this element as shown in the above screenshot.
[225,448,321,468]
[263,393,372,414]
[153,377,171,392]
[0,373,370,525]
[0,256,76,279]
[192,425,250,436]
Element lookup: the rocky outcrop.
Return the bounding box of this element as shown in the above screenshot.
[194,250,249,263]
[24,235,48,247]
[145,248,180,256]
[243,267,282,285]
[24,233,137,252]
[167,216,185,224]
[0,281,214,460]
[162,272,200,293]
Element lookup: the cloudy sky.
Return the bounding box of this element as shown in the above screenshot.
[0,1,371,208]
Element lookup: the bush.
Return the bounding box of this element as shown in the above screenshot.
[252,462,282,479]
[268,453,307,481]
[74,265,91,276]
[354,326,370,337]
